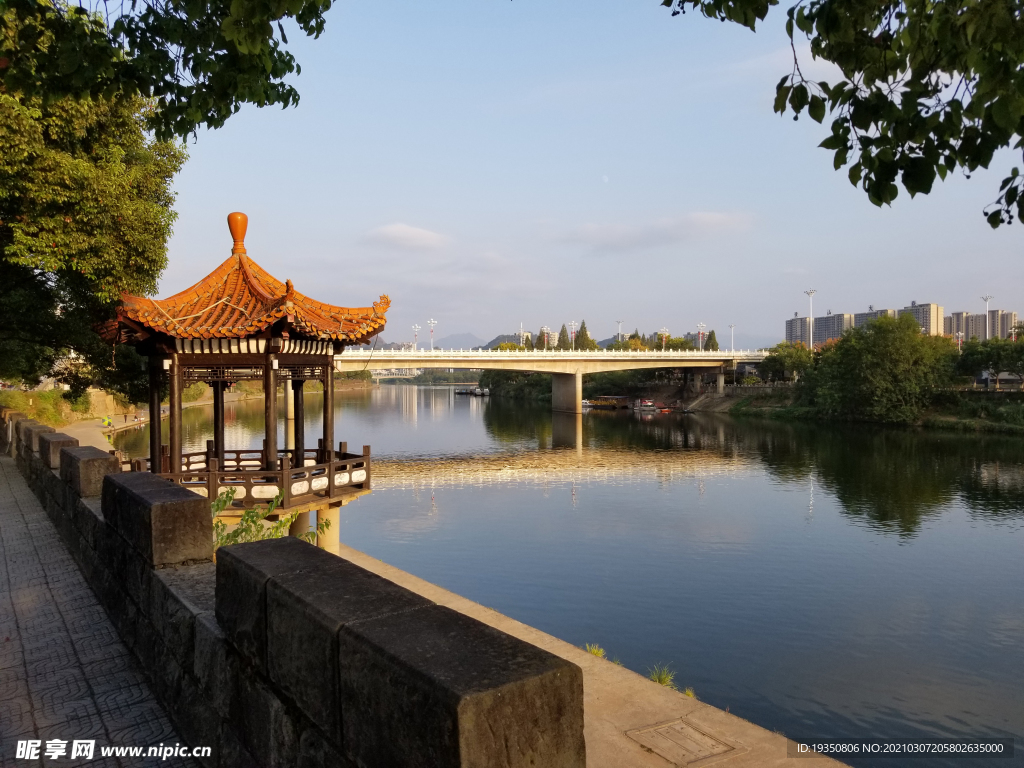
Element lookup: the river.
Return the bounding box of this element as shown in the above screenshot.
[114,385,1024,766]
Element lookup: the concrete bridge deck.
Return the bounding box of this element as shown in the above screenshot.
[335,349,767,413]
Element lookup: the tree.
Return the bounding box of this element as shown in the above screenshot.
[805,314,957,422]
[496,342,525,351]
[536,328,549,350]
[704,329,719,351]
[1,0,332,140]
[523,332,535,351]
[760,341,813,380]
[575,320,599,351]
[0,92,186,395]
[556,324,571,350]
[661,0,1024,226]
[665,335,696,351]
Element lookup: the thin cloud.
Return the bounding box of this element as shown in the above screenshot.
[561,212,750,253]
[363,223,449,250]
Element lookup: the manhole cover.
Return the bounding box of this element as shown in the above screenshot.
[625,718,746,767]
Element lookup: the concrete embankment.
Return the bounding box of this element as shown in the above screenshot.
[2,406,843,768]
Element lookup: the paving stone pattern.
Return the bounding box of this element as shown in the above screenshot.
[0,457,199,767]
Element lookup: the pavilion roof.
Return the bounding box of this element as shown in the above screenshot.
[107,213,390,344]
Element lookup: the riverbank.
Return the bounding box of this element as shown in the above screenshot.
[715,388,1024,434]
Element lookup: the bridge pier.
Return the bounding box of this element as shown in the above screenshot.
[717,369,725,395]
[552,372,582,414]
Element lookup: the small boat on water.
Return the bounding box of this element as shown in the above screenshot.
[456,387,490,396]
[635,399,657,411]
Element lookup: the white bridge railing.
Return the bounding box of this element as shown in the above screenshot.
[338,348,766,360]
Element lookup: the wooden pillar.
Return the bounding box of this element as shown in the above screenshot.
[264,356,278,470]
[148,356,162,474]
[212,381,225,462]
[292,379,305,463]
[322,359,334,462]
[168,354,182,474]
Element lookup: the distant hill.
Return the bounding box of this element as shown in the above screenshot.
[435,332,486,350]
[596,337,619,349]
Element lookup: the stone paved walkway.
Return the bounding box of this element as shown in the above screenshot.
[0,457,198,767]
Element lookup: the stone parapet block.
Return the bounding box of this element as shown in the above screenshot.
[22,422,55,453]
[102,472,213,566]
[60,446,119,498]
[38,432,79,469]
[14,417,39,444]
[215,537,317,674]
[338,604,586,768]
[266,545,431,740]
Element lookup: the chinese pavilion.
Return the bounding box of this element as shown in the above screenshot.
[104,212,390,510]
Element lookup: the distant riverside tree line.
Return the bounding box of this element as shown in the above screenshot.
[759,314,1024,424]
[495,323,720,352]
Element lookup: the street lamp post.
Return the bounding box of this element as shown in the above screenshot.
[427,318,437,350]
[412,324,421,351]
[729,323,736,352]
[569,320,578,351]
[616,319,624,343]
[804,289,817,348]
[540,325,550,350]
[697,322,706,351]
[659,327,669,351]
[955,331,964,352]
[981,295,994,340]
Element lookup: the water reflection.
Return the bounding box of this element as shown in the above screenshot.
[115,388,1024,535]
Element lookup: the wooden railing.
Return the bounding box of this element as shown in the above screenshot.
[128,442,371,508]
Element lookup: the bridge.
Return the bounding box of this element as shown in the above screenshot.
[334,348,766,413]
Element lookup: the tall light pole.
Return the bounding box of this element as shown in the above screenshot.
[697,322,706,351]
[981,295,994,340]
[616,319,624,342]
[569,320,578,351]
[427,318,437,350]
[412,324,421,350]
[729,324,736,352]
[540,325,550,350]
[804,289,817,347]
[659,327,669,351]
[955,331,964,352]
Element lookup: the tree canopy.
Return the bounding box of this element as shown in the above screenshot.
[704,329,719,351]
[662,0,1024,226]
[0,91,185,396]
[575,320,599,351]
[1,0,330,140]
[556,324,572,350]
[803,314,957,422]
[760,341,814,380]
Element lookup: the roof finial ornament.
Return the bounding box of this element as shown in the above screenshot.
[227,212,248,256]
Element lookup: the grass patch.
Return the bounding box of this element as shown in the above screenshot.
[0,389,84,427]
[647,663,678,690]
[584,643,606,659]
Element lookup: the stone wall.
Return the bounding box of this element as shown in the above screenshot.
[0,406,586,768]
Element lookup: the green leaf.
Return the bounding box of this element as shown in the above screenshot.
[774,85,792,114]
[808,95,826,123]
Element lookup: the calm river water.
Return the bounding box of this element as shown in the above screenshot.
[114,385,1024,766]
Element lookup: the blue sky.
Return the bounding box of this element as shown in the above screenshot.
[162,0,1023,349]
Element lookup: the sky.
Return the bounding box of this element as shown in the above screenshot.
[161,0,1024,350]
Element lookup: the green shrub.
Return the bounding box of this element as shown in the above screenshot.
[211,489,331,552]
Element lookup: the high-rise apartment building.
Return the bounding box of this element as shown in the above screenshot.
[813,312,854,344]
[899,301,944,335]
[1000,311,1018,339]
[944,309,1019,340]
[785,314,811,346]
[945,311,970,337]
[854,306,897,328]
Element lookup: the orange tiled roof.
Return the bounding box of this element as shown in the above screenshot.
[112,213,389,344]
